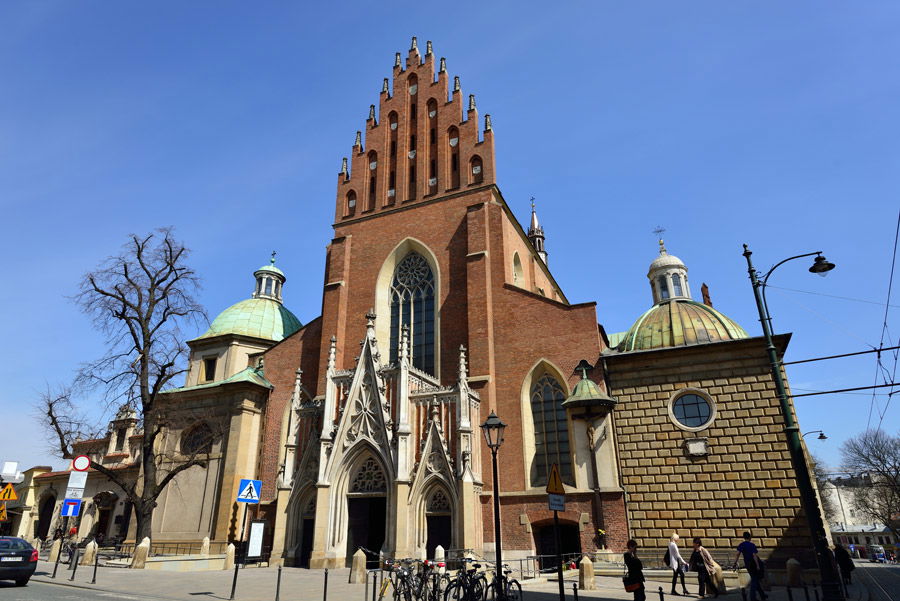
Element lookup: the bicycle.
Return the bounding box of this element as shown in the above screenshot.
[483,563,522,601]
[444,558,487,601]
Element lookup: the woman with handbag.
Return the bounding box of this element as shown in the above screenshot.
[690,538,719,598]
[668,534,690,596]
[624,539,646,601]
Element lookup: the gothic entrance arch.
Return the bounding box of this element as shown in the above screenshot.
[345,457,387,566]
[425,487,452,559]
[36,494,56,540]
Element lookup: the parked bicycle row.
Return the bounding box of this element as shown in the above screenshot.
[377,556,522,601]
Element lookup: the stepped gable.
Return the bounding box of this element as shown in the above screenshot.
[335,37,496,221]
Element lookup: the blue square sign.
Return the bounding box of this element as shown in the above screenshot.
[61,499,82,517]
[236,479,262,504]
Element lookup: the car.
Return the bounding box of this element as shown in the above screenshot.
[0,537,38,586]
[869,545,886,563]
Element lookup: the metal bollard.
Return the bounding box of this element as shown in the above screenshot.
[803,584,810,601]
[371,571,377,601]
[740,586,747,601]
[90,549,99,584]
[52,549,61,579]
[324,568,329,601]
[813,584,820,601]
[364,571,369,601]
[572,582,579,601]
[275,565,282,601]
[658,586,665,601]
[787,587,794,601]
[69,549,80,581]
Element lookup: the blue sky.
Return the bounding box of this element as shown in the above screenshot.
[1,1,898,473]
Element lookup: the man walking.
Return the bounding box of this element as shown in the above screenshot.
[734,532,767,601]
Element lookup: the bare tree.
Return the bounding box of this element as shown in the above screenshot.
[41,228,212,542]
[840,429,900,539]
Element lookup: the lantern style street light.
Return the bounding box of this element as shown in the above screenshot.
[743,244,842,601]
[481,411,507,598]
[802,430,828,441]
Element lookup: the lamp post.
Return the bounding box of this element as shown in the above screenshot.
[743,244,843,601]
[481,411,507,599]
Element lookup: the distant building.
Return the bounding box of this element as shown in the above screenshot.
[821,475,898,556]
[19,37,826,568]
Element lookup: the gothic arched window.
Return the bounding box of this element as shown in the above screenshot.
[389,252,435,374]
[530,373,573,487]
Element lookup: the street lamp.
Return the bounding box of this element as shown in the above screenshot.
[802,430,828,441]
[481,411,507,598]
[743,244,843,601]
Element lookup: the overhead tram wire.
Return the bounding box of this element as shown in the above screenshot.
[767,285,900,309]
[869,210,900,432]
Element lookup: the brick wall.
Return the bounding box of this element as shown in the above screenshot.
[605,336,813,565]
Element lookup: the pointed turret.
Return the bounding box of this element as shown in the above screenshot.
[527,198,548,265]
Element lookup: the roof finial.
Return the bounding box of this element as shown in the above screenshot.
[453,76,460,93]
[410,36,418,52]
[468,94,476,111]
[340,157,348,176]
[394,52,401,68]
[327,335,337,371]
[382,78,389,94]
[426,40,433,55]
[653,226,667,255]
[484,114,492,131]
[400,324,410,363]
[368,104,376,121]
[270,251,277,265]
[354,130,362,149]
[439,57,446,73]
[458,344,468,382]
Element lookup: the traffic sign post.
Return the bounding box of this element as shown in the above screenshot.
[546,464,566,601]
[231,479,262,600]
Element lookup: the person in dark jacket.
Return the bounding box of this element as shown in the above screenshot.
[625,539,646,601]
[834,544,855,584]
[690,538,719,598]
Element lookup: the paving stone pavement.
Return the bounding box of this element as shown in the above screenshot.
[29,561,867,601]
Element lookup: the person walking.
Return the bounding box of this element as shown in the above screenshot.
[734,532,767,601]
[834,544,854,585]
[690,538,719,598]
[625,539,646,601]
[668,533,690,595]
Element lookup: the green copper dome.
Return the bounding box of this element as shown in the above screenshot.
[198,298,301,342]
[617,299,748,353]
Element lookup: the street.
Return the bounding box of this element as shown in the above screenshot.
[0,580,170,601]
[856,561,900,601]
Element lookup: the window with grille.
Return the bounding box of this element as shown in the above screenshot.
[530,373,573,487]
[389,252,435,374]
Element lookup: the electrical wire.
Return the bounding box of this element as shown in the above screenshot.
[766,285,900,309]
[869,210,900,432]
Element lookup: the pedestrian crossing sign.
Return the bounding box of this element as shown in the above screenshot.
[236,479,262,504]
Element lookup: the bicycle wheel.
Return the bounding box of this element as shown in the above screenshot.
[444,582,462,601]
[506,579,522,601]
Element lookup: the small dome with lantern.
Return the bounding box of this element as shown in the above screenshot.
[196,253,301,343]
[614,241,749,353]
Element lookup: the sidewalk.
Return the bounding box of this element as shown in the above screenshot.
[30,561,869,601]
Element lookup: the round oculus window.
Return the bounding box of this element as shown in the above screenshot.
[671,392,714,430]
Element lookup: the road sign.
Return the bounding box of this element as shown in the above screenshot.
[236,479,262,504]
[546,464,565,495]
[0,504,7,522]
[61,499,82,517]
[548,493,565,512]
[0,483,18,502]
[72,455,91,471]
[65,488,85,500]
[66,471,88,490]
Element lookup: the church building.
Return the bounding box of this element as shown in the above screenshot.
[23,37,821,570]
